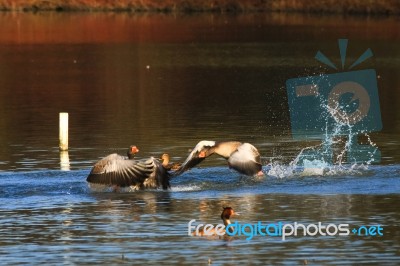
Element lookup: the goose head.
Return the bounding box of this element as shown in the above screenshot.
[173,141,216,175]
[127,145,139,159]
[194,140,217,158]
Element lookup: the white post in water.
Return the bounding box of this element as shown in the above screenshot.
[59,112,69,151]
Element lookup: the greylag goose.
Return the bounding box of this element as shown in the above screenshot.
[191,207,236,237]
[174,141,263,176]
[86,146,170,190]
[160,153,181,171]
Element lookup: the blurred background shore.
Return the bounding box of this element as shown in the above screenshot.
[0,0,399,14]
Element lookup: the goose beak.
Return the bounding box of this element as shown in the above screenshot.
[198,151,206,158]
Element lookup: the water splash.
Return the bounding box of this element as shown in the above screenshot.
[170,185,202,192]
[268,141,376,178]
[269,87,380,178]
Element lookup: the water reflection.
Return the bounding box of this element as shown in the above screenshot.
[59,150,70,170]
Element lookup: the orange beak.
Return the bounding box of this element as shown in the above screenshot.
[198,151,206,158]
[131,146,139,153]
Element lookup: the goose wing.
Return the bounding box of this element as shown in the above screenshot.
[227,143,262,176]
[173,140,216,176]
[87,154,156,187]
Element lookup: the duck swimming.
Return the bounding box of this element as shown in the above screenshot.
[175,141,263,176]
[86,146,170,190]
[193,207,236,237]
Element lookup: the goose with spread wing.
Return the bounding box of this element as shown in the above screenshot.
[86,146,170,190]
[174,140,263,176]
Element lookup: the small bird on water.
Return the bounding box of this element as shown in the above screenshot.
[192,207,237,238]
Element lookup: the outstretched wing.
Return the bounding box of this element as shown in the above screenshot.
[228,143,262,176]
[173,140,216,176]
[87,154,155,187]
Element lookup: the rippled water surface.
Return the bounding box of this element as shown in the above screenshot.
[0,12,399,265]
